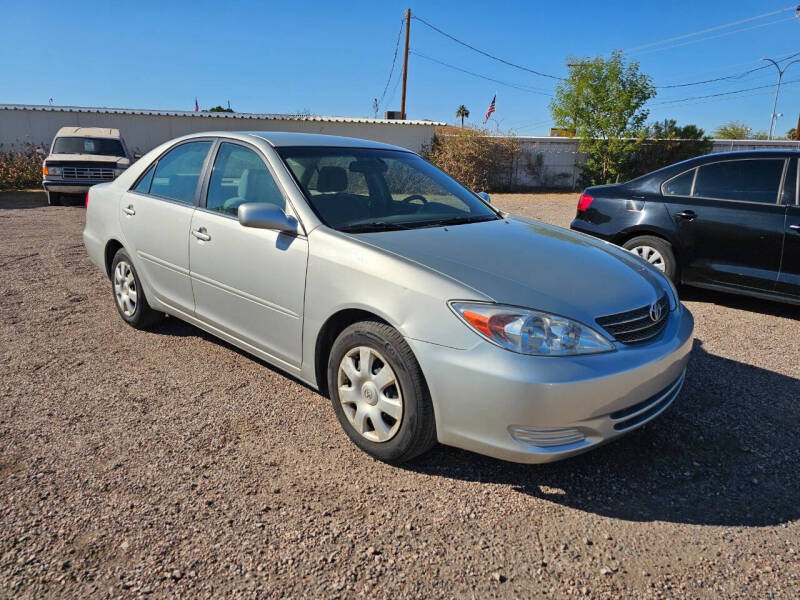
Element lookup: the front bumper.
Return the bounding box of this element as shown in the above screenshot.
[43,180,103,194]
[408,306,694,463]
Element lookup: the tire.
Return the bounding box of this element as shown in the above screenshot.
[47,192,62,206]
[110,248,163,329]
[327,320,437,463]
[622,235,678,282]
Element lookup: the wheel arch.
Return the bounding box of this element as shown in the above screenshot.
[314,308,394,397]
[613,227,682,262]
[104,238,124,279]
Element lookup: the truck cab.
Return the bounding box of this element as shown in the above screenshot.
[42,127,132,205]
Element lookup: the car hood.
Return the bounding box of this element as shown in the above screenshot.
[46,153,129,166]
[353,216,668,325]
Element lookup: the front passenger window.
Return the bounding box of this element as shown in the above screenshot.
[206,143,286,216]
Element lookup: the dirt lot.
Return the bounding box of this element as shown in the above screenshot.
[1,191,798,598]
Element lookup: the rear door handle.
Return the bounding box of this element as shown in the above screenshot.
[675,210,696,221]
[191,227,211,242]
[122,205,135,216]
[790,224,800,232]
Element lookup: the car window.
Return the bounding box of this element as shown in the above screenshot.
[781,158,797,205]
[52,137,125,157]
[206,143,285,216]
[133,164,155,194]
[149,141,212,204]
[693,159,784,204]
[663,169,694,197]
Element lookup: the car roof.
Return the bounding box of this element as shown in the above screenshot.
[179,131,412,152]
[55,126,121,139]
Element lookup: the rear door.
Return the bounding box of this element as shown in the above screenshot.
[661,157,788,291]
[119,140,213,313]
[777,157,800,297]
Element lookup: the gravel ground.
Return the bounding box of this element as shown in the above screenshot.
[1,190,798,599]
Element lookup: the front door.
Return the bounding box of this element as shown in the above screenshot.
[188,141,308,368]
[777,158,800,297]
[661,157,788,291]
[119,140,213,313]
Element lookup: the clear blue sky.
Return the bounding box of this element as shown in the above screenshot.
[2,0,799,137]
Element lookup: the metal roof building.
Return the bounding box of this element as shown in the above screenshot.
[0,104,441,154]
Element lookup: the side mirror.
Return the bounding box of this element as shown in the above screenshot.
[133,152,143,160]
[35,148,46,156]
[238,202,298,234]
[477,191,491,204]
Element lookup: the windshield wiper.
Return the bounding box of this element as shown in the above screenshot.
[420,215,499,228]
[339,221,413,233]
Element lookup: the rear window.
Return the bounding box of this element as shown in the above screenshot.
[52,137,125,157]
[693,159,783,204]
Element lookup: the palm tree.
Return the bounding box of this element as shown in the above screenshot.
[456,105,470,128]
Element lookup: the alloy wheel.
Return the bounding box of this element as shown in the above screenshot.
[337,346,403,443]
[113,261,138,317]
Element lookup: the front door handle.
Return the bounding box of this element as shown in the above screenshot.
[191,227,211,242]
[790,224,800,232]
[122,205,135,216]
[675,210,696,221]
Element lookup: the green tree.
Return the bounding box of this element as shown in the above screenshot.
[208,105,234,113]
[788,128,798,140]
[646,119,706,140]
[455,105,470,128]
[550,50,655,185]
[631,119,712,176]
[713,121,752,139]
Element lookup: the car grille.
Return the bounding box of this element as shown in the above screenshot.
[609,371,684,431]
[596,293,669,344]
[61,166,115,181]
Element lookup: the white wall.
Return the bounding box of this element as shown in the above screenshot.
[0,107,437,154]
[512,136,800,189]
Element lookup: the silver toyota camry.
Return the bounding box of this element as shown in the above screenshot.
[83,131,694,464]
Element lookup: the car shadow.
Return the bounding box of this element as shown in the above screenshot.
[403,339,800,527]
[680,285,798,320]
[0,191,48,209]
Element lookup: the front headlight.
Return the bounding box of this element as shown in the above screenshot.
[43,165,62,176]
[449,302,614,356]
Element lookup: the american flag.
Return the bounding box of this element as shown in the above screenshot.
[482,94,496,124]
[194,98,199,112]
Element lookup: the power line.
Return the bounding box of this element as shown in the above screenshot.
[656,50,800,89]
[632,16,798,57]
[652,77,800,106]
[376,18,406,111]
[624,4,799,53]
[411,15,564,80]
[410,50,554,96]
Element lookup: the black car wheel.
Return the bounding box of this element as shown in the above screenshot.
[623,235,678,281]
[327,320,437,463]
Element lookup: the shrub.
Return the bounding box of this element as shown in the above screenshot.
[0,145,44,190]
[425,128,521,192]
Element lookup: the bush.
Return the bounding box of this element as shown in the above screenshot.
[623,138,712,179]
[0,145,44,190]
[425,128,521,192]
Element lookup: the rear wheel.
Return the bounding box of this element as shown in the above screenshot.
[110,248,163,329]
[622,235,678,282]
[47,192,62,206]
[327,320,437,463]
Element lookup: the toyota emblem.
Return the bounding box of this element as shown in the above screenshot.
[649,302,662,322]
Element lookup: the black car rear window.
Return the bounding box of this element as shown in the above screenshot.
[693,159,784,204]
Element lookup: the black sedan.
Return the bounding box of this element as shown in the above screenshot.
[570,150,800,305]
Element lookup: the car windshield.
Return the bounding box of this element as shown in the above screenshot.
[52,137,125,157]
[277,147,499,232]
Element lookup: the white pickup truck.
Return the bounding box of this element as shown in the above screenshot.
[42,127,134,205]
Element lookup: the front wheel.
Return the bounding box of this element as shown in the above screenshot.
[327,320,437,463]
[622,235,678,282]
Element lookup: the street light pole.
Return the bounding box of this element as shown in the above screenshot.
[762,57,800,140]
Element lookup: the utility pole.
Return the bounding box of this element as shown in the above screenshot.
[796,112,800,140]
[400,8,411,120]
[762,57,800,140]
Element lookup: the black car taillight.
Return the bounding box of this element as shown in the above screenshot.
[577,193,594,211]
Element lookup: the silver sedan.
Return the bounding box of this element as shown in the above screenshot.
[83,132,693,464]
